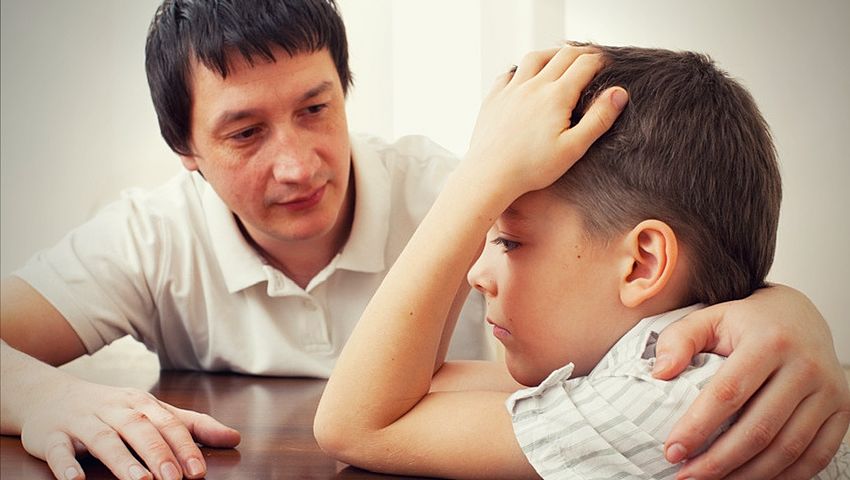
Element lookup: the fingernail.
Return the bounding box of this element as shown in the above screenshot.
[64,466,82,480]
[665,442,688,463]
[186,457,205,477]
[611,88,628,109]
[161,461,181,480]
[129,464,148,480]
[653,353,671,376]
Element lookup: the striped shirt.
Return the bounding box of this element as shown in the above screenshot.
[506,305,850,479]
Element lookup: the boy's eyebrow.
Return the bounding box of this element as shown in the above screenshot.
[209,80,334,132]
[503,206,528,221]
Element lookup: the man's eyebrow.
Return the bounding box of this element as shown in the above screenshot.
[299,80,333,102]
[211,109,261,132]
[210,81,335,133]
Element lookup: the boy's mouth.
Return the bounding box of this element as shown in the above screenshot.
[486,318,512,340]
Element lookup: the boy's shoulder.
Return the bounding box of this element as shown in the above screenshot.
[505,305,730,478]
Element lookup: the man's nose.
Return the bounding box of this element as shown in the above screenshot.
[271,131,319,184]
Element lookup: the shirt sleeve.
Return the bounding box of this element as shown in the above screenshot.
[506,356,726,479]
[14,190,169,354]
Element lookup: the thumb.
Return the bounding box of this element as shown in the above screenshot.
[169,406,242,448]
[652,305,726,380]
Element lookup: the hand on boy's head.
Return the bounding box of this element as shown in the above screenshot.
[652,285,850,479]
[464,44,628,201]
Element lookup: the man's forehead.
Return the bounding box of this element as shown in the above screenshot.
[188,45,331,79]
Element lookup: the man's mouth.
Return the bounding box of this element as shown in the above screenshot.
[277,185,326,211]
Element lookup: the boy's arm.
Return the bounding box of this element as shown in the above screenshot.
[430,360,524,393]
[1,277,241,480]
[314,45,627,478]
[654,285,850,480]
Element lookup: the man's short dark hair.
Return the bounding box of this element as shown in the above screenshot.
[145,0,351,156]
[557,43,782,305]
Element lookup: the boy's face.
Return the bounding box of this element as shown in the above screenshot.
[467,189,628,386]
[181,47,352,251]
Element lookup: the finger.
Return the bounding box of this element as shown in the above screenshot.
[652,304,726,380]
[776,411,850,479]
[165,404,241,448]
[558,86,628,162]
[676,366,816,479]
[554,53,606,111]
[720,395,846,479]
[139,402,208,479]
[44,431,85,480]
[100,407,184,480]
[536,45,598,82]
[511,47,560,83]
[486,65,518,97]
[77,417,153,480]
[663,338,782,465]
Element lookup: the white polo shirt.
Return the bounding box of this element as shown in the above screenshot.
[15,134,491,377]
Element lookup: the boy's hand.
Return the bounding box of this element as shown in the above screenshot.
[464,45,628,200]
[653,284,850,479]
[17,373,241,480]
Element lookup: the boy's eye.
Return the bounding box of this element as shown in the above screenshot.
[490,237,520,252]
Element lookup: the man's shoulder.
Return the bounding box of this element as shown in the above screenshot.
[110,171,209,227]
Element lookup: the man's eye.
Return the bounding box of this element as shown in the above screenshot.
[305,104,327,115]
[231,127,260,141]
[490,237,520,252]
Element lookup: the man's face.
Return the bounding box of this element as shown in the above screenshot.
[467,189,625,386]
[182,47,351,250]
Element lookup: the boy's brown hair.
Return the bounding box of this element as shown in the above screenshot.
[557,44,782,305]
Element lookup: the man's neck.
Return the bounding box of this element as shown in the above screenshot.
[239,177,356,290]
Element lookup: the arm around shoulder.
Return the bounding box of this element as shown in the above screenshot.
[655,283,850,479]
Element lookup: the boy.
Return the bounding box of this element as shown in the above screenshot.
[315,44,850,478]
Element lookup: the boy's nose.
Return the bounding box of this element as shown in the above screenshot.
[467,253,496,296]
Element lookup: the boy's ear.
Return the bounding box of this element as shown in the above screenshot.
[617,219,679,308]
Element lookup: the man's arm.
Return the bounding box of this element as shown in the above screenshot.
[654,284,850,479]
[1,277,241,480]
[1,277,88,366]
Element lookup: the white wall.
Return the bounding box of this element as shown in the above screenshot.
[1,0,178,278]
[1,0,847,363]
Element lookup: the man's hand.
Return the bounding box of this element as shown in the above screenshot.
[652,284,850,479]
[2,343,240,480]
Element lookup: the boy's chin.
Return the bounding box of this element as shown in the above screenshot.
[505,357,549,387]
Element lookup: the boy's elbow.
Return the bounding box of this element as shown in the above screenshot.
[313,405,367,465]
[314,408,399,474]
[313,411,344,457]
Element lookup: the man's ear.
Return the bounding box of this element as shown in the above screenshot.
[179,154,199,172]
[617,219,678,308]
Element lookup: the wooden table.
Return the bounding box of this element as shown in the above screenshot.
[1,368,427,479]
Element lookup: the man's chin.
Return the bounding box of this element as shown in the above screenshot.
[268,217,339,243]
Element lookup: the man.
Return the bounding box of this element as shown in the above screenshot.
[1,1,848,480]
